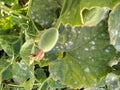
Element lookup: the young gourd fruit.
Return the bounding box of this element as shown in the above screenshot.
[39,28,59,52]
[29,28,59,61]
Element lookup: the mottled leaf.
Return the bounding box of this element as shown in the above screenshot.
[12,61,32,84]
[108,4,120,51]
[49,21,118,88]
[105,73,120,90]
[30,0,59,28]
[0,39,14,57]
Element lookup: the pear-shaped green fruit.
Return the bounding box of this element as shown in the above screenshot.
[39,28,59,52]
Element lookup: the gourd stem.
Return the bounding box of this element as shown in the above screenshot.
[55,18,61,30]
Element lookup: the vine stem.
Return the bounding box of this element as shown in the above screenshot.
[27,0,40,33]
[55,18,61,30]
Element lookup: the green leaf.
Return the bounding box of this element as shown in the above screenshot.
[23,77,34,90]
[49,21,118,88]
[60,0,120,26]
[12,61,32,84]
[0,58,10,83]
[84,77,106,90]
[0,35,22,57]
[108,4,120,51]
[38,78,64,90]
[13,38,23,55]
[0,29,20,44]
[0,40,14,57]
[30,0,59,28]
[22,67,34,90]
[35,68,46,83]
[105,73,120,90]
[20,39,35,64]
[35,60,50,67]
[82,8,109,26]
[2,65,12,81]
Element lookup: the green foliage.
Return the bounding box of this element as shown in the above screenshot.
[0,16,15,30]
[49,21,118,88]
[0,0,120,90]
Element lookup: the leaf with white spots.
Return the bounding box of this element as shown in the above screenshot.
[30,0,60,28]
[105,73,120,90]
[49,21,118,88]
[60,0,120,26]
[12,61,32,84]
[108,4,120,51]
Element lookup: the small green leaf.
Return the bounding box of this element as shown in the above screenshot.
[108,4,120,51]
[35,68,46,83]
[20,39,35,64]
[0,58,10,83]
[0,33,22,56]
[49,21,118,88]
[2,65,12,81]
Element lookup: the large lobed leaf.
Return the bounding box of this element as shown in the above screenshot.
[60,0,120,26]
[49,21,119,88]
